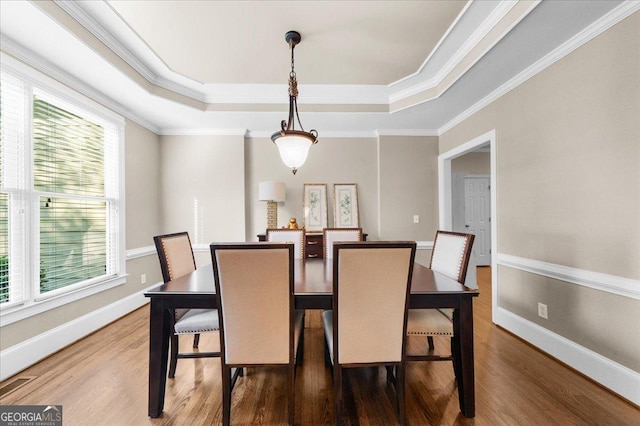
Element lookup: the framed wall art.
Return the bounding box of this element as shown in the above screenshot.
[333,183,359,228]
[303,183,328,232]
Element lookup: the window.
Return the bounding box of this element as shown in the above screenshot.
[0,56,125,320]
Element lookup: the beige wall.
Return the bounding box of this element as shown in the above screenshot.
[1,120,163,350]
[245,136,439,248]
[451,151,490,174]
[440,13,640,371]
[245,137,380,240]
[160,134,245,266]
[498,266,639,369]
[379,135,439,241]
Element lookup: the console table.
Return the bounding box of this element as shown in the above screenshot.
[257,232,367,259]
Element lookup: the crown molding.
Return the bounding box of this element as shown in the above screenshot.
[0,38,160,134]
[159,128,248,137]
[53,0,209,103]
[389,1,524,102]
[376,129,439,137]
[52,0,392,107]
[438,0,640,135]
[389,0,541,112]
[54,0,156,83]
[390,0,474,87]
[246,130,379,139]
[51,0,529,112]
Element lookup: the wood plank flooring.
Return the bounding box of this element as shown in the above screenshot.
[1,267,638,425]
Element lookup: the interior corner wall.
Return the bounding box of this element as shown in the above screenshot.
[123,119,164,289]
[160,134,245,265]
[439,12,640,373]
[378,135,439,241]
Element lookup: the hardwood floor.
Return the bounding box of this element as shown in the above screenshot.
[1,267,638,425]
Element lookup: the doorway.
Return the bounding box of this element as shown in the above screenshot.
[438,130,497,319]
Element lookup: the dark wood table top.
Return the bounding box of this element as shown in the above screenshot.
[144,258,478,299]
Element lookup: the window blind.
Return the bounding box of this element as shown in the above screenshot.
[0,72,27,307]
[0,66,122,309]
[32,95,114,296]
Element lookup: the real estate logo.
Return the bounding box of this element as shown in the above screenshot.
[0,405,62,426]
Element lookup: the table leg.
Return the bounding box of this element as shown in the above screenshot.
[454,297,475,417]
[148,300,171,417]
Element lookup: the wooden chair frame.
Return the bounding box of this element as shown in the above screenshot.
[211,242,301,426]
[322,227,363,259]
[153,232,220,378]
[429,230,475,284]
[407,230,475,376]
[266,228,306,259]
[327,241,416,426]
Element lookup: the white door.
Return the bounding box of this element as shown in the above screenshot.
[464,177,491,266]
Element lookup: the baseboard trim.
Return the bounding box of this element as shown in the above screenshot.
[494,306,640,406]
[0,283,160,381]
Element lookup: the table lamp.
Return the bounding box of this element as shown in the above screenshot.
[259,181,286,229]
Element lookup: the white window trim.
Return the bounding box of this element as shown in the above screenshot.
[0,53,126,326]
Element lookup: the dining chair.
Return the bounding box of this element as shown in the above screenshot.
[266,228,305,259]
[323,241,416,426]
[211,242,304,426]
[322,227,363,259]
[153,232,220,378]
[406,230,474,373]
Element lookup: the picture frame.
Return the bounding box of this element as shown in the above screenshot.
[303,183,328,232]
[333,183,359,228]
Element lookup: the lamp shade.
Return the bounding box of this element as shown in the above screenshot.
[259,181,286,202]
[274,135,313,170]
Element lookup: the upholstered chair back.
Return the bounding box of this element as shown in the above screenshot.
[211,243,294,365]
[266,228,305,259]
[323,228,363,259]
[332,241,416,364]
[429,231,475,284]
[154,232,197,283]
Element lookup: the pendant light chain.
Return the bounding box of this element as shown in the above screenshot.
[288,41,298,99]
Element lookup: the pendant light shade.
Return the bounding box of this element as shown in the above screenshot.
[271,31,318,175]
[274,132,315,170]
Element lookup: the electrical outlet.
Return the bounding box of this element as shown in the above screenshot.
[413,215,420,224]
[141,274,147,285]
[537,302,548,319]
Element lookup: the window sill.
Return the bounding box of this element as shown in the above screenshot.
[0,275,127,327]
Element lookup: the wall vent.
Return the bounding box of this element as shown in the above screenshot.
[0,376,37,398]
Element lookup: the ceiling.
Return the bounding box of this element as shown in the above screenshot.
[0,0,629,136]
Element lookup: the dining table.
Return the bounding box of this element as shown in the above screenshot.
[144,257,479,418]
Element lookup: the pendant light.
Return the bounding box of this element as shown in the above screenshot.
[271,31,318,175]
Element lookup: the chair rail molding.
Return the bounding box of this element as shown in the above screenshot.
[126,245,156,260]
[497,253,640,300]
[416,241,434,250]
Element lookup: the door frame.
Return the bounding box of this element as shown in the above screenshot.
[438,129,497,321]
